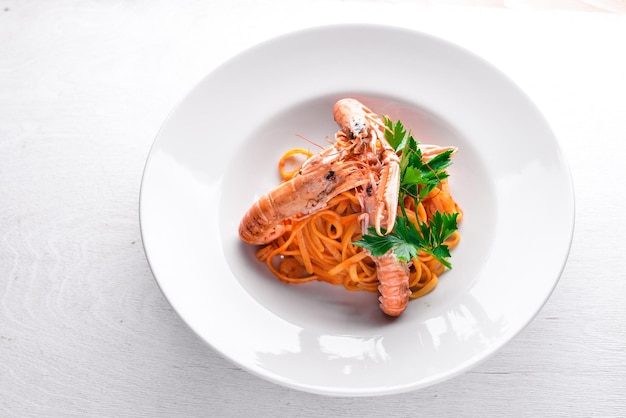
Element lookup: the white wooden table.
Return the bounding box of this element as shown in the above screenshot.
[2,1,625,416]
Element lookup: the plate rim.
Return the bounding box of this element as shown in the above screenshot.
[139,22,575,396]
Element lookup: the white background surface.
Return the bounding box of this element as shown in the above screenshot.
[1,1,625,416]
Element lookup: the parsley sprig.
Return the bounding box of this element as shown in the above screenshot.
[383,115,454,200]
[354,212,459,269]
[353,116,459,268]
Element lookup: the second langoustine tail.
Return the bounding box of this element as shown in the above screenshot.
[375,252,411,317]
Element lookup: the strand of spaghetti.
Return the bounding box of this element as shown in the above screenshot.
[340,213,361,225]
[418,202,428,222]
[256,241,299,263]
[273,266,319,283]
[263,245,314,283]
[404,207,419,228]
[350,262,362,284]
[311,263,347,285]
[312,211,343,243]
[347,263,361,288]
[423,179,463,218]
[345,262,376,291]
[302,218,326,262]
[331,194,352,216]
[262,219,308,257]
[421,255,446,276]
[341,220,360,261]
[424,186,441,200]
[357,258,377,280]
[415,262,433,282]
[409,259,424,288]
[353,264,379,291]
[310,213,343,264]
[279,148,314,180]
[310,216,329,252]
[315,199,359,262]
[325,191,353,210]
[408,258,437,298]
[445,230,461,247]
[259,221,310,274]
[328,251,370,277]
[282,220,308,244]
[324,214,343,240]
[430,195,445,214]
[296,226,314,274]
[344,263,369,291]
[306,215,351,281]
[255,245,275,263]
[338,189,361,204]
[411,273,438,298]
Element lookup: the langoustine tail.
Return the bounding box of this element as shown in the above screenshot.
[375,252,411,316]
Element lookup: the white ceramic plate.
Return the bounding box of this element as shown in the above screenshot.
[140,24,574,396]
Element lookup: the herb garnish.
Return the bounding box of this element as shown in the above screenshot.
[353,116,459,268]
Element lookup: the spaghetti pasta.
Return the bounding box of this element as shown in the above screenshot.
[255,148,463,301]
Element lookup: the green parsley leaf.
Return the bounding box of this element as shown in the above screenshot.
[354,212,459,267]
[401,166,424,187]
[382,115,408,151]
[354,116,459,269]
[389,218,420,261]
[400,147,453,199]
[353,226,397,257]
